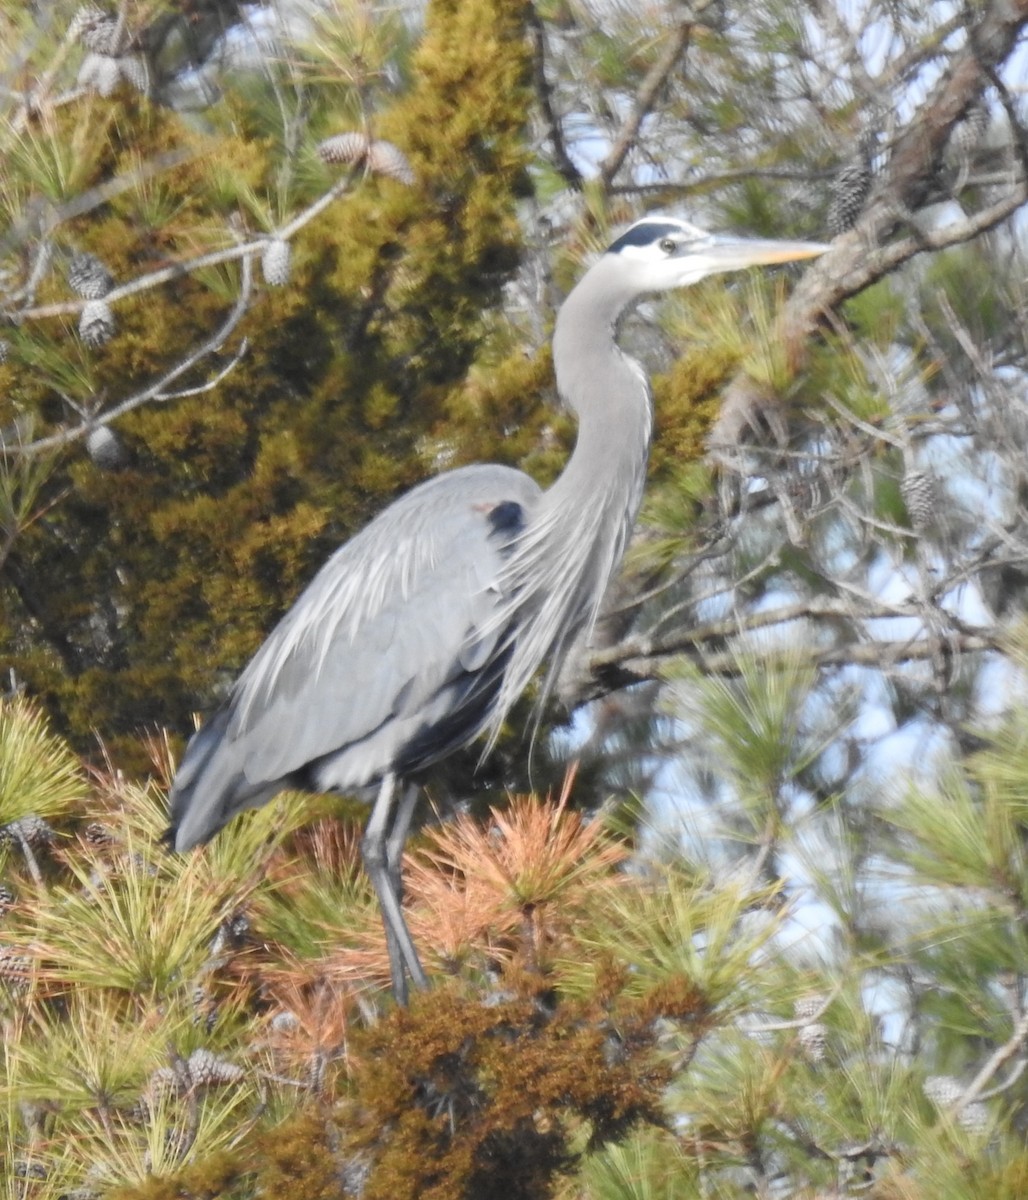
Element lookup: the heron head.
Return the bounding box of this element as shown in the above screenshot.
[605,216,829,292]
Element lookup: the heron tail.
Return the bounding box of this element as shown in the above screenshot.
[165,708,282,851]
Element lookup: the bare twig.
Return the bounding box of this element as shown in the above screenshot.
[609,166,833,198]
[567,603,997,703]
[526,6,581,189]
[14,829,44,889]
[977,1057,1027,1101]
[12,172,355,323]
[157,339,250,402]
[598,20,694,189]
[950,1005,1028,1116]
[7,9,79,136]
[743,982,844,1033]
[19,256,254,455]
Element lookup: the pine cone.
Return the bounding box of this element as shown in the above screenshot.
[143,1049,243,1099]
[957,1099,990,1135]
[86,425,127,469]
[80,15,121,56]
[798,1021,828,1064]
[793,993,826,1022]
[79,299,115,346]
[367,140,415,185]
[12,1161,46,1180]
[0,946,31,992]
[83,820,116,847]
[94,54,123,97]
[318,133,414,184]
[0,814,55,847]
[923,1075,989,1133]
[191,982,219,1031]
[901,466,935,532]
[270,1009,301,1033]
[69,253,112,300]
[924,1074,963,1107]
[261,238,292,286]
[317,131,371,165]
[187,1048,244,1087]
[76,51,108,91]
[145,1065,179,1102]
[951,101,990,159]
[827,155,872,236]
[128,851,158,877]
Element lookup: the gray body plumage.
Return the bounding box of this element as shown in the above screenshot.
[170,463,541,851]
[166,216,828,999]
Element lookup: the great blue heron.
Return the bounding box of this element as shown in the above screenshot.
[167,216,827,1001]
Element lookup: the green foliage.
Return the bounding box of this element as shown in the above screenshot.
[840,276,908,349]
[665,275,802,398]
[579,1129,701,1200]
[920,243,1009,353]
[2,695,1028,1196]
[649,345,736,482]
[255,816,379,959]
[0,694,88,826]
[560,866,782,1014]
[668,649,824,833]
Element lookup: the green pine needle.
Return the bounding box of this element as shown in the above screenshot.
[0,696,89,826]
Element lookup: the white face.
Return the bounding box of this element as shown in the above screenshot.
[606,217,829,291]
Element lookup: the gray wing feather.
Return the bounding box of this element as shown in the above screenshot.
[225,464,540,785]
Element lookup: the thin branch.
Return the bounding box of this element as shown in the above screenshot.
[14,829,44,889]
[951,1005,1028,1116]
[597,19,694,189]
[7,9,79,137]
[709,0,1028,455]
[19,256,254,455]
[593,592,951,670]
[567,598,998,702]
[743,982,844,1033]
[157,339,249,401]
[977,1057,1027,1102]
[527,5,581,189]
[851,180,1027,295]
[12,172,355,323]
[609,166,833,198]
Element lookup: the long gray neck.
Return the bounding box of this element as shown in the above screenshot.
[547,257,652,520]
[490,255,652,731]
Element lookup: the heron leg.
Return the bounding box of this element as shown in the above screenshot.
[385,782,420,882]
[361,773,427,1003]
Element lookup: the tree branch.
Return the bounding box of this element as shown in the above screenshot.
[708,0,1028,455]
[19,255,254,455]
[597,19,694,189]
[951,1005,1028,1116]
[562,587,1000,704]
[10,172,355,323]
[526,6,581,190]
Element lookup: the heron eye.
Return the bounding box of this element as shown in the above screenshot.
[659,237,678,255]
